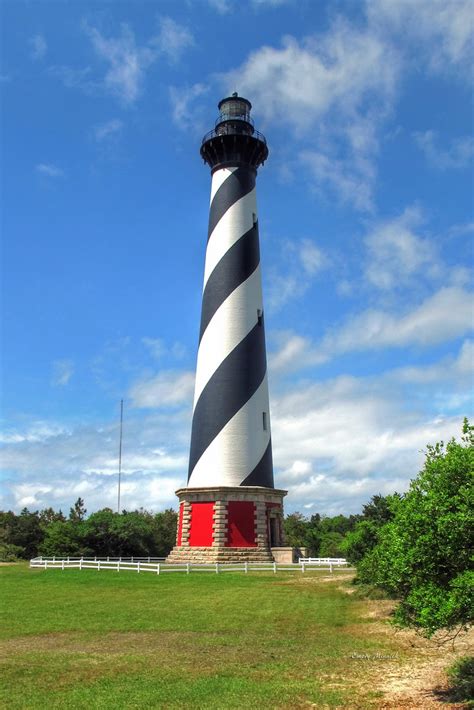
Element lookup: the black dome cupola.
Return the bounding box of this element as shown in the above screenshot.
[200,93,268,173]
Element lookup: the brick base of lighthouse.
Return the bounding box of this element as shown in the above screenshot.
[166,486,287,563]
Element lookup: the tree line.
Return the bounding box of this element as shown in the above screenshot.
[0,499,178,560]
[1,498,362,561]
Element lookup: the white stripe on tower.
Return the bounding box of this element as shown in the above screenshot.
[187,163,273,489]
[204,187,257,287]
[193,266,262,406]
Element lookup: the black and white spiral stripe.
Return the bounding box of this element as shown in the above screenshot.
[187,166,274,488]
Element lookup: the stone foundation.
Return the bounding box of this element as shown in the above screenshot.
[271,546,308,564]
[166,486,287,564]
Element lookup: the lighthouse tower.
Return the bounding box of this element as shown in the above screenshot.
[167,95,287,564]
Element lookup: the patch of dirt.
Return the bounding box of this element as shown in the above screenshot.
[375,650,471,709]
[278,572,356,586]
[0,630,234,657]
[361,600,397,621]
[354,601,474,709]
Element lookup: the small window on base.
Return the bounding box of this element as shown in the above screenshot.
[257,309,263,326]
[262,411,267,431]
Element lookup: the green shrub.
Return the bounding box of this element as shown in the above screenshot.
[0,543,25,561]
[446,656,474,704]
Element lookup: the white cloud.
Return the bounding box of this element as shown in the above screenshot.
[364,205,440,289]
[368,0,474,76]
[0,422,69,445]
[252,0,293,6]
[51,360,74,387]
[223,26,398,133]
[448,222,474,238]
[142,337,166,359]
[0,409,191,513]
[2,341,471,515]
[76,19,194,105]
[217,2,469,212]
[49,65,94,93]
[414,130,474,170]
[13,483,54,508]
[84,22,157,105]
[392,339,473,384]
[169,82,209,131]
[300,149,375,212]
[324,286,473,353]
[267,238,328,310]
[94,118,123,142]
[269,332,322,373]
[29,34,47,61]
[221,20,400,210]
[270,286,473,374]
[270,359,469,513]
[35,163,64,178]
[129,370,195,408]
[207,0,233,13]
[299,239,327,276]
[153,17,194,63]
[141,337,187,361]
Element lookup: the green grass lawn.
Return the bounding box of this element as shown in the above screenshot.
[0,564,407,709]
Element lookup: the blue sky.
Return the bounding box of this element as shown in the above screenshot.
[1,0,473,516]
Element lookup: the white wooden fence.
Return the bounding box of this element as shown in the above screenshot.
[32,556,167,563]
[298,557,348,565]
[30,557,354,575]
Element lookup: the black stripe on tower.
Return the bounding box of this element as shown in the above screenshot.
[199,223,260,342]
[207,167,255,239]
[188,322,267,479]
[241,439,274,488]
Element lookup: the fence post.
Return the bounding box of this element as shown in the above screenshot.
[62,560,65,571]
[302,562,305,574]
[67,556,69,563]
[148,557,150,563]
[53,556,55,563]
[98,560,101,571]
[215,562,219,574]
[157,563,160,575]
[186,563,190,575]
[79,559,82,571]
[131,556,134,563]
[330,562,333,574]
[117,561,120,573]
[137,562,140,574]
[107,556,109,562]
[273,562,277,574]
[244,562,248,574]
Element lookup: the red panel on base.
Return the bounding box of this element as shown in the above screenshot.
[189,502,214,547]
[177,502,184,546]
[226,501,256,547]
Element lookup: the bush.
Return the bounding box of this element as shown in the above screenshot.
[353,420,474,636]
[0,543,25,561]
[446,656,474,703]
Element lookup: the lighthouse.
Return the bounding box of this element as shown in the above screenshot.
[167,94,287,564]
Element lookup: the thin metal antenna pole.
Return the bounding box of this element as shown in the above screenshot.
[117,399,123,513]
